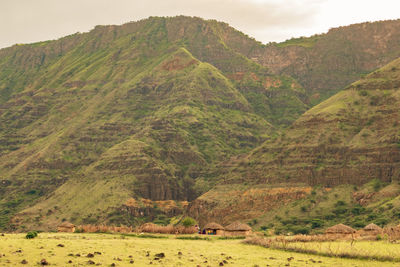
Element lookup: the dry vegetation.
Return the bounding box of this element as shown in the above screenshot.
[137,223,197,234]
[73,223,198,235]
[75,224,133,233]
[243,227,400,263]
[1,233,398,266]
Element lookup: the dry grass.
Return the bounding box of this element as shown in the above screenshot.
[137,223,197,234]
[0,233,396,266]
[75,223,197,235]
[383,226,400,242]
[243,235,400,262]
[75,224,132,233]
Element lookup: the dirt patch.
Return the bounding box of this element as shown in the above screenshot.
[161,57,198,71]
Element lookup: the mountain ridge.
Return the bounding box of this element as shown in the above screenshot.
[0,16,400,231]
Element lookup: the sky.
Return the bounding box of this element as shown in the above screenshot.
[0,0,399,49]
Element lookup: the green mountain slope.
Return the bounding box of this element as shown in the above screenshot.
[0,16,296,230]
[0,16,309,128]
[1,16,400,231]
[189,57,400,231]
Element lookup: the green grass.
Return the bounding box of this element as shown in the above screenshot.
[276,35,321,48]
[0,233,398,266]
[0,16,285,230]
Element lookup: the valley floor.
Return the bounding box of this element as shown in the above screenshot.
[0,233,399,266]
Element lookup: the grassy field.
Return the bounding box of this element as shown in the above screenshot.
[278,241,400,262]
[1,233,400,266]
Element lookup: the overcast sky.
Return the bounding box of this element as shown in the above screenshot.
[0,0,399,49]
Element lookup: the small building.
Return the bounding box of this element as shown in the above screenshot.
[204,222,224,235]
[57,222,75,233]
[325,223,356,238]
[224,222,252,236]
[361,223,383,236]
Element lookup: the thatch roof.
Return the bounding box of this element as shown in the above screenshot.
[225,222,251,231]
[325,224,356,234]
[204,222,224,230]
[58,222,75,228]
[364,223,382,231]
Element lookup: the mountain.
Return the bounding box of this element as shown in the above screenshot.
[0,16,303,230]
[1,16,400,231]
[189,57,400,231]
[228,19,400,104]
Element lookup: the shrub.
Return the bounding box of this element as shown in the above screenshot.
[311,219,323,229]
[351,205,365,215]
[26,231,38,239]
[181,217,196,227]
[324,213,335,220]
[352,220,366,228]
[333,207,348,215]
[248,219,258,226]
[375,217,389,227]
[335,200,346,207]
[372,179,382,192]
[292,226,310,235]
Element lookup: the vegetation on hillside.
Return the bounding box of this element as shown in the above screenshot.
[190,57,400,228]
[1,16,400,231]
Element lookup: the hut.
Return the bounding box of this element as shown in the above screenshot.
[325,224,356,238]
[361,223,383,236]
[204,222,224,235]
[224,222,252,236]
[57,222,75,233]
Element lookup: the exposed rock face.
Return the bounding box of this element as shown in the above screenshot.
[251,20,400,102]
[211,19,400,104]
[122,198,188,219]
[188,186,312,226]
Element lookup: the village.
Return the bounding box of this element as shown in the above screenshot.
[56,219,400,242]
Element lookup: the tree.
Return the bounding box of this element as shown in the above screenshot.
[182,217,196,227]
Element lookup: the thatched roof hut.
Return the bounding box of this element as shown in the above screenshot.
[225,222,252,236]
[358,223,383,237]
[204,222,224,230]
[204,222,224,235]
[364,223,382,232]
[57,222,75,233]
[325,224,356,234]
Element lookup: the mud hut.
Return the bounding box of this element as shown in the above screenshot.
[325,224,355,238]
[360,223,382,236]
[204,222,224,235]
[224,222,252,236]
[57,222,75,233]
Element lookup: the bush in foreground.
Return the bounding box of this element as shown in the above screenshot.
[26,231,38,239]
